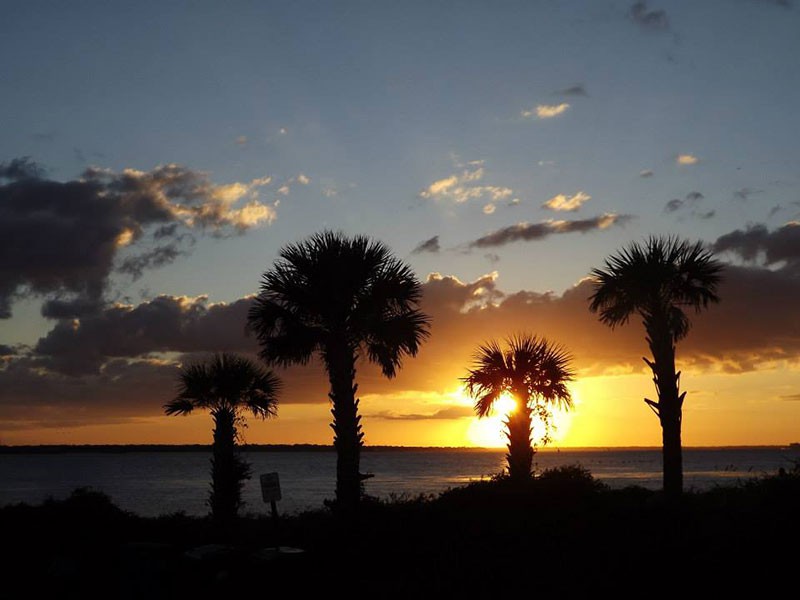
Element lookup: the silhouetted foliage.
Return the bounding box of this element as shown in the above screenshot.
[247,231,430,512]
[164,353,280,524]
[2,469,798,597]
[589,236,723,497]
[463,334,574,482]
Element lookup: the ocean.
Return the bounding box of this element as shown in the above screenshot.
[1,446,797,517]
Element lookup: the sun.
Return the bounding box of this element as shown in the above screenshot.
[463,389,575,448]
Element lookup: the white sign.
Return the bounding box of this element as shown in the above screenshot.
[260,472,282,502]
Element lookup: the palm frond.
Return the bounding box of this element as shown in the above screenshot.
[249,230,430,380]
[589,236,723,341]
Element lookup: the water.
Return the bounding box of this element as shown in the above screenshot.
[1,446,797,517]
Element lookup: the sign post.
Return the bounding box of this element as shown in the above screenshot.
[260,472,282,551]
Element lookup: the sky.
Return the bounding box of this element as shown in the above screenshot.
[1,0,799,448]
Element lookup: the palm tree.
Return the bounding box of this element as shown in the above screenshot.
[588,236,722,498]
[463,334,574,482]
[164,353,280,524]
[247,231,431,512]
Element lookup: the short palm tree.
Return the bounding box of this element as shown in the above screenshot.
[463,334,574,482]
[164,353,280,524]
[247,231,430,512]
[588,236,722,498]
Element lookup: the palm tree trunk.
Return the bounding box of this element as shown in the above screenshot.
[327,345,363,512]
[505,403,534,482]
[210,407,240,524]
[647,334,683,499]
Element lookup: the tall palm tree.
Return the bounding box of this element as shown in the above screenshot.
[588,236,722,498]
[463,334,574,482]
[164,353,280,524]
[247,231,431,512]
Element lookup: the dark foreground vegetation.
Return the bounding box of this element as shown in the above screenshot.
[3,464,798,599]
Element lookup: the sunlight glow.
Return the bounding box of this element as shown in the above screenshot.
[462,389,575,449]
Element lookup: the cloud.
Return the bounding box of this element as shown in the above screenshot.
[769,205,783,217]
[0,159,276,319]
[420,164,513,205]
[117,244,187,280]
[5,240,800,430]
[278,185,290,196]
[522,103,570,119]
[692,209,716,220]
[33,294,259,375]
[781,394,800,401]
[686,191,704,203]
[629,2,669,30]
[664,199,684,213]
[665,192,705,214]
[412,235,440,254]
[0,157,44,180]
[369,406,475,420]
[296,174,310,185]
[235,136,248,146]
[639,169,654,178]
[677,154,699,165]
[483,203,496,215]
[468,214,633,248]
[556,84,588,97]
[713,222,800,271]
[542,191,591,212]
[733,187,763,201]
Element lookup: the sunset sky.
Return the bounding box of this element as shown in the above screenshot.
[2,1,799,448]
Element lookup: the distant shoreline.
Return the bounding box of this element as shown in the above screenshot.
[0,443,794,454]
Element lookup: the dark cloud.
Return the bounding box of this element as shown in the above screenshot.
[117,244,186,279]
[468,214,633,248]
[556,84,588,97]
[686,191,704,203]
[713,222,800,270]
[0,344,15,355]
[769,205,783,217]
[629,2,669,30]
[4,237,800,428]
[639,170,654,178]
[369,406,475,420]
[0,159,274,319]
[34,294,259,375]
[665,192,705,214]
[692,210,716,220]
[0,157,44,180]
[733,188,763,201]
[781,394,800,401]
[41,297,107,320]
[412,235,440,254]
[0,356,180,428]
[484,253,500,264]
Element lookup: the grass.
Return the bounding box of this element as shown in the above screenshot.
[2,463,798,598]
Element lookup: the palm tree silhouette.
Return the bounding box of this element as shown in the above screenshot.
[164,353,280,524]
[463,334,574,482]
[247,231,430,512]
[588,236,722,498]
